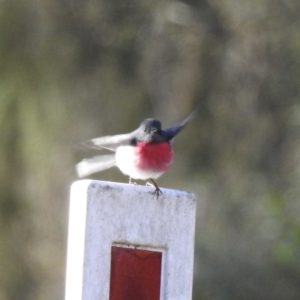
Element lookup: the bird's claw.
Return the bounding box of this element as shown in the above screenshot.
[153,187,163,198]
[146,179,163,198]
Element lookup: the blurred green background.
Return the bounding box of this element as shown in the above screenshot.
[1,0,300,299]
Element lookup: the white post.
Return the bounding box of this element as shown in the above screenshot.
[65,180,196,300]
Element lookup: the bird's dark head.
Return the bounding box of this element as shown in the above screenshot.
[137,118,167,143]
[141,119,161,134]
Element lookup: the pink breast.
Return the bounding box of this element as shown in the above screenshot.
[135,142,174,172]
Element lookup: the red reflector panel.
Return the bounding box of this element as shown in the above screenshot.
[109,246,162,300]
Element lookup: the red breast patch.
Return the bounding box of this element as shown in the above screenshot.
[135,142,174,172]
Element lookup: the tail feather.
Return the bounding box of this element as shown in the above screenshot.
[76,154,116,178]
[165,106,199,140]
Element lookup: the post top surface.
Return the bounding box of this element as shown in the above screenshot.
[71,179,195,202]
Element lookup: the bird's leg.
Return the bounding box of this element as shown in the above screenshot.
[129,177,137,185]
[147,178,163,198]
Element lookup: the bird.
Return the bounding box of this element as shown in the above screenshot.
[76,108,198,197]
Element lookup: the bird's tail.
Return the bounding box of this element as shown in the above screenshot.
[75,154,116,178]
[165,106,200,140]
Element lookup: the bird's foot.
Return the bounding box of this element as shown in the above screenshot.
[129,177,137,185]
[146,179,163,198]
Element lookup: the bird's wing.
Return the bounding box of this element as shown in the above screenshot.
[76,154,116,178]
[164,107,198,141]
[78,133,133,151]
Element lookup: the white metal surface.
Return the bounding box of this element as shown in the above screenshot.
[65,180,196,300]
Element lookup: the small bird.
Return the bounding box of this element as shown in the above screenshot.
[76,109,197,197]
